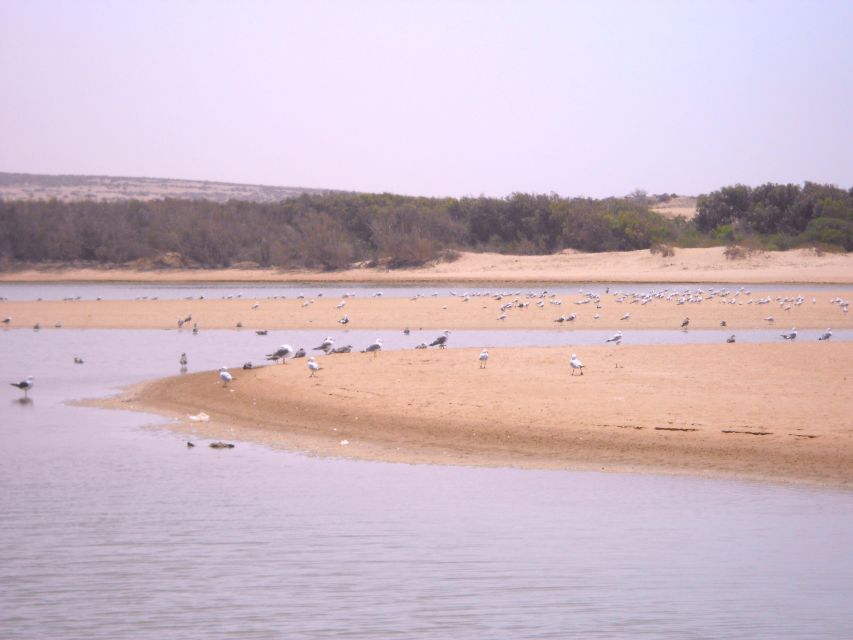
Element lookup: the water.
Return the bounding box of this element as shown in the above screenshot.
[2,281,851,301]
[2,317,852,637]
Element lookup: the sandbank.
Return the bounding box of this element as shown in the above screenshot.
[116,343,853,490]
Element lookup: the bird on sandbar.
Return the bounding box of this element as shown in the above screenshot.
[781,328,797,341]
[726,334,736,343]
[818,329,832,341]
[292,348,307,358]
[363,338,383,356]
[313,337,334,353]
[430,331,450,348]
[266,344,294,363]
[479,349,489,369]
[681,317,690,330]
[338,314,349,325]
[308,357,321,377]
[569,353,585,376]
[219,367,233,386]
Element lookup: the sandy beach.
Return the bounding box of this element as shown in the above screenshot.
[8,246,851,488]
[3,247,853,284]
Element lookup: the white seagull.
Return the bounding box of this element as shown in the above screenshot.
[266,344,294,363]
[338,314,349,325]
[818,328,832,341]
[479,349,489,368]
[569,353,585,376]
[10,376,34,397]
[620,313,631,321]
[219,367,232,386]
[364,338,383,356]
[308,357,321,377]
[606,330,622,343]
[781,328,797,341]
[726,334,736,343]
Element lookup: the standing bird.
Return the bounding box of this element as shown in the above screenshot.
[720,320,727,327]
[338,314,349,325]
[430,331,450,348]
[180,353,188,367]
[292,348,307,358]
[2,316,11,324]
[605,330,622,344]
[681,317,690,330]
[479,349,489,369]
[818,328,832,341]
[219,367,232,386]
[620,313,631,321]
[308,357,321,377]
[364,338,383,356]
[266,344,294,364]
[10,376,34,397]
[313,336,334,352]
[569,353,585,376]
[781,328,797,341]
[726,334,736,344]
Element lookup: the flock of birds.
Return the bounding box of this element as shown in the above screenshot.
[5,285,847,398]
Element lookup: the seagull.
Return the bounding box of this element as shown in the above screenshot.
[338,314,349,325]
[606,330,622,343]
[192,323,199,335]
[818,328,832,341]
[308,357,321,377]
[620,313,630,321]
[219,367,232,386]
[2,317,11,324]
[497,313,507,321]
[313,337,334,352]
[74,356,84,364]
[330,344,353,354]
[415,343,428,349]
[180,353,188,367]
[681,317,690,330]
[242,362,253,369]
[726,334,736,343]
[403,327,410,335]
[336,301,346,309]
[720,320,727,327]
[255,329,268,336]
[569,353,585,375]
[10,376,34,397]
[764,316,774,323]
[781,328,797,341]
[292,348,307,358]
[266,344,294,363]
[430,331,450,348]
[363,338,383,356]
[479,349,489,368]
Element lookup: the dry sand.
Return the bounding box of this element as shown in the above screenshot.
[116,343,853,490]
[3,247,852,284]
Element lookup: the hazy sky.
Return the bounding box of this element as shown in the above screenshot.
[1,1,851,198]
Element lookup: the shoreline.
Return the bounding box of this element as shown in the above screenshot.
[106,343,853,491]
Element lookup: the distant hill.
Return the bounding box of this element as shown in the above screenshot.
[0,172,334,203]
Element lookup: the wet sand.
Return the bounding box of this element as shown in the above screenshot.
[119,342,853,489]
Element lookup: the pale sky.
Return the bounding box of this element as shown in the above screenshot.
[1,0,851,198]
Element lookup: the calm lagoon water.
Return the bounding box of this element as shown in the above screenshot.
[2,323,852,638]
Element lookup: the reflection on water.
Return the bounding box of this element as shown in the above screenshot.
[1,327,852,638]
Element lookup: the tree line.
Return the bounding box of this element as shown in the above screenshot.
[0,182,850,270]
[694,182,853,251]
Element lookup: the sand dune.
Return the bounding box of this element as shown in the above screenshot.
[3,247,852,284]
